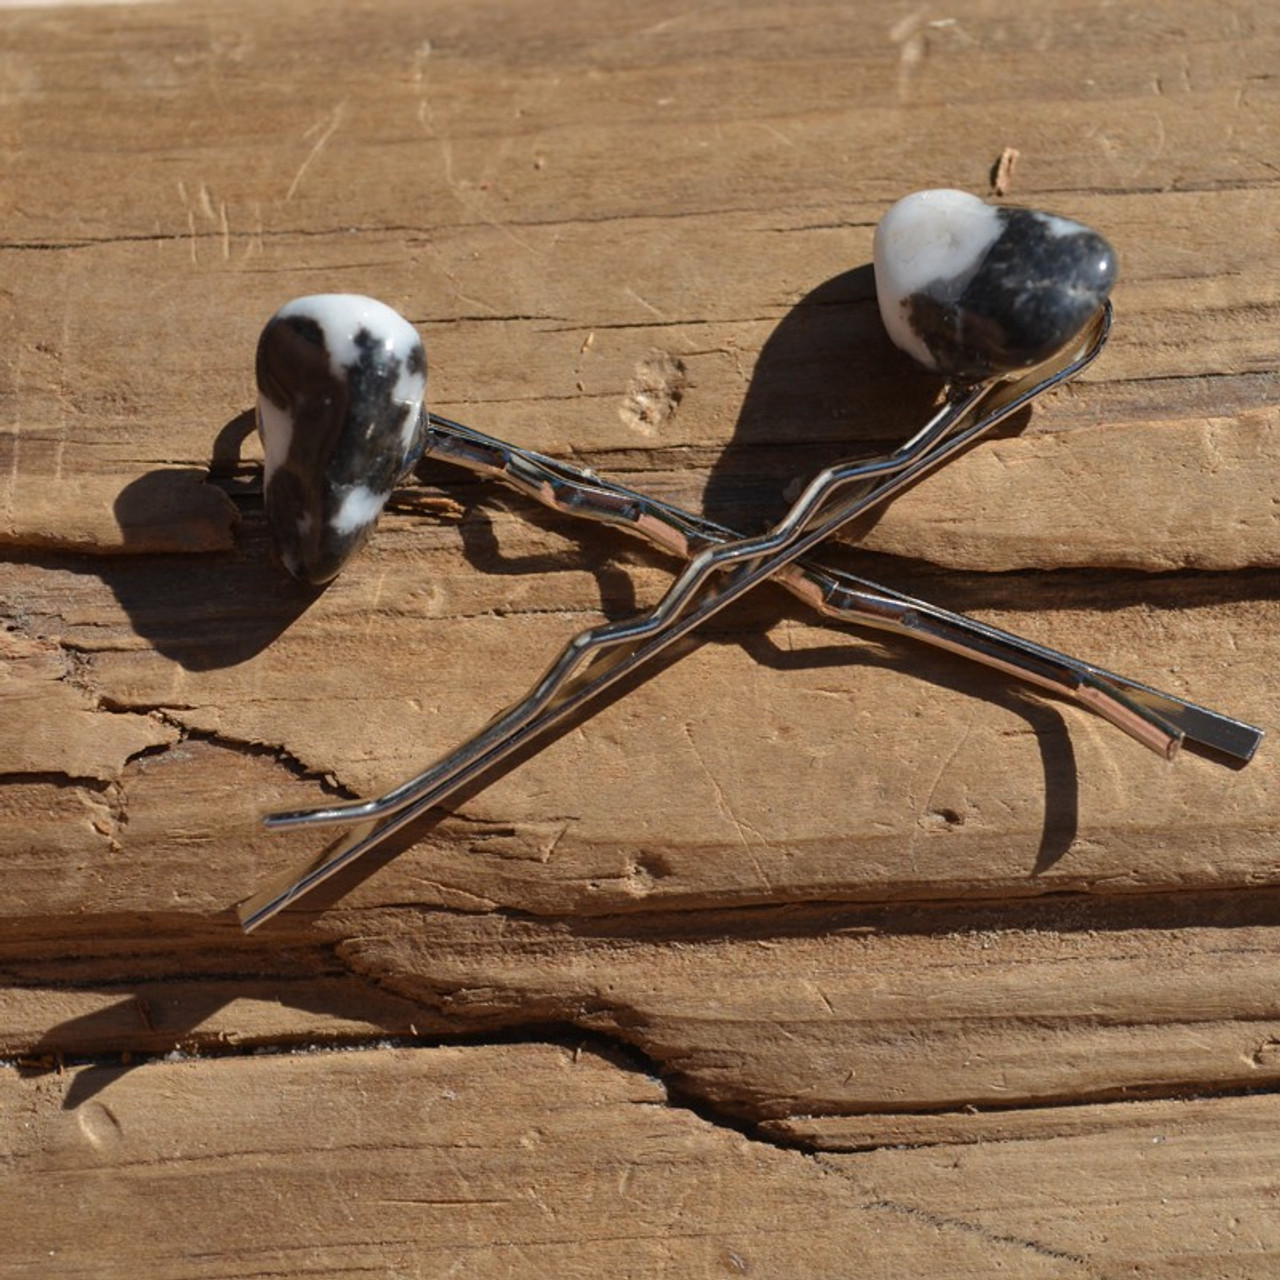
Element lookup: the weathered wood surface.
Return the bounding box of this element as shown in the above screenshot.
[2,0,1278,1274]
[9,1044,1280,1278]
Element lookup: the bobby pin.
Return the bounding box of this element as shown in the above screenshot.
[234,189,1192,930]
[420,411,1261,764]
[247,276,1258,762]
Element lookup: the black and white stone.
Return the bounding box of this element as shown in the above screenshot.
[256,294,427,584]
[873,189,1117,382]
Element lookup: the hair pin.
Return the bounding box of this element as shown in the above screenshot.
[420,413,1260,762]
[237,189,1262,931]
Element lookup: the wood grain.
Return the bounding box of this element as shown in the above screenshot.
[2,0,1278,1273]
[7,1045,1280,1278]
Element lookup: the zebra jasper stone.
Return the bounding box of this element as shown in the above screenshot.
[255,294,427,584]
[873,188,1117,381]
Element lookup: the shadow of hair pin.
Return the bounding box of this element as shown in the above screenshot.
[237,189,1262,932]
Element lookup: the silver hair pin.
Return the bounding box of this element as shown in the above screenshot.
[419,412,1260,763]
[254,306,1253,756]
[238,190,1262,931]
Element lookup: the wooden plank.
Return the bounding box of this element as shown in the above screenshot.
[2,0,1278,1273]
[6,580,1275,915]
[5,1044,1280,1278]
[9,894,1280,1124]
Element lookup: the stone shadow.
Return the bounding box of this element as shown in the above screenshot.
[99,411,323,670]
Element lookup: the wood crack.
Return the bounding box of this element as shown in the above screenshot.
[860,1198,1090,1266]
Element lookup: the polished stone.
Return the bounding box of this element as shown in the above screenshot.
[873,188,1116,381]
[256,294,427,584]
